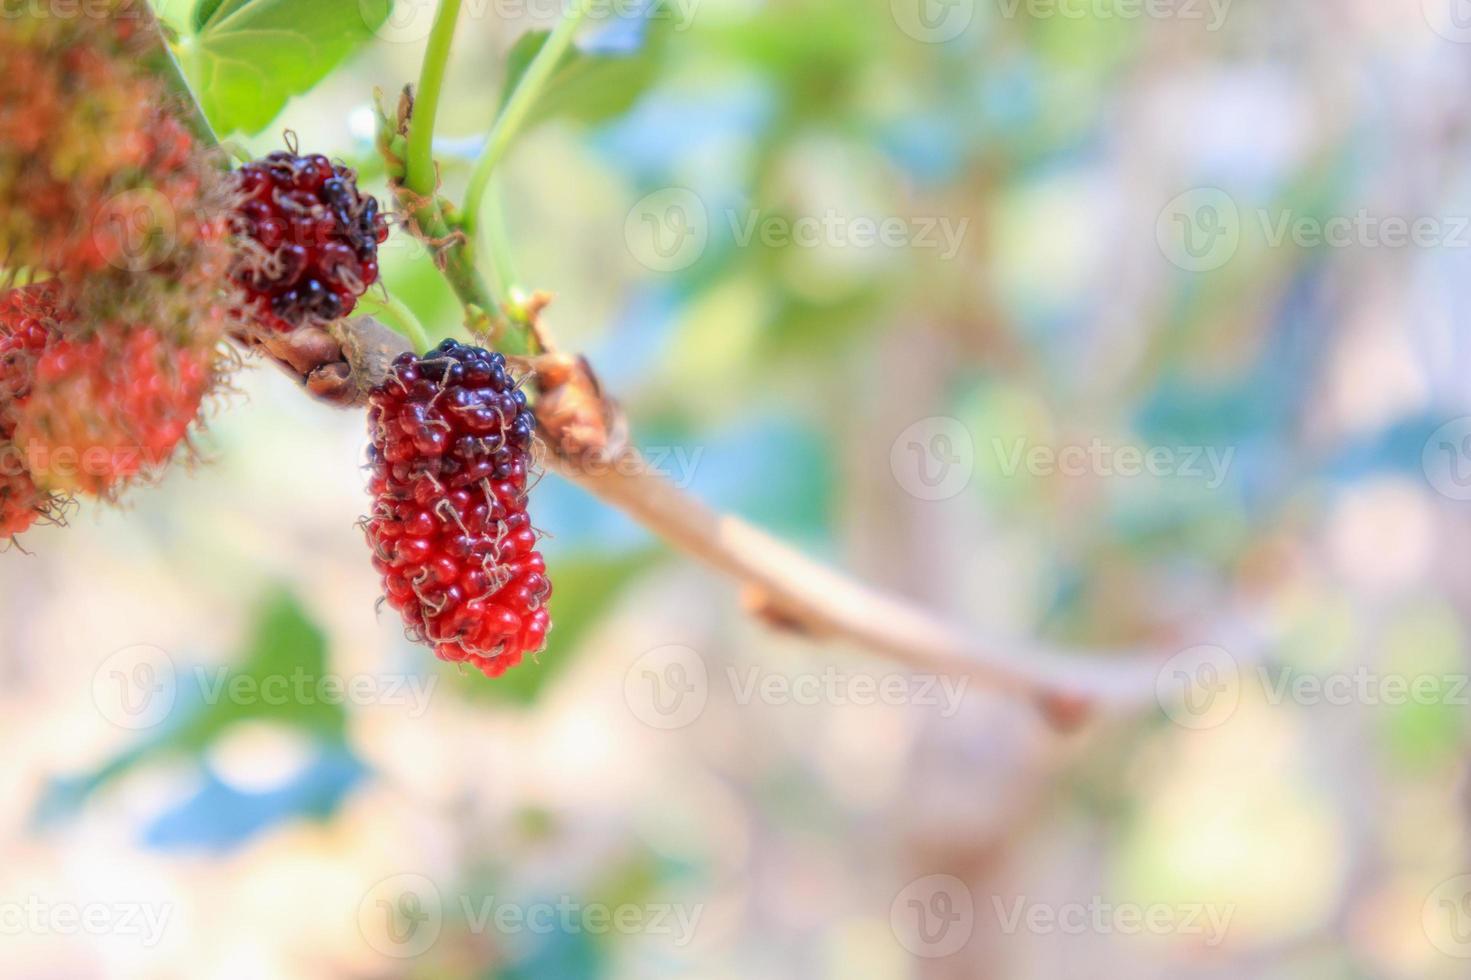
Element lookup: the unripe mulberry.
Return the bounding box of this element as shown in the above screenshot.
[364,339,551,677]
[229,149,389,333]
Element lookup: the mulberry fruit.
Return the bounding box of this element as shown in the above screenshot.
[13,326,214,498]
[0,284,65,537]
[0,5,228,287]
[229,149,389,333]
[364,339,551,677]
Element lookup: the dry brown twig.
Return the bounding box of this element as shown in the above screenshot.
[240,313,1231,728]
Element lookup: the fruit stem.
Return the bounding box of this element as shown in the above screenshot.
[461,0,590,236]
[359,292,433,354]
[405,0,463,198]
[139,6,221,150]
[483,177,519,297]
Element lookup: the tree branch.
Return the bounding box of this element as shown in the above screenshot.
[309,315,1202,724]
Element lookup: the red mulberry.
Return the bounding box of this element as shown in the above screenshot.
[13,326,214,498]
[364,339,551,677]
[229,149,389,333]
[0,5,227,287]
[0,284,65,537]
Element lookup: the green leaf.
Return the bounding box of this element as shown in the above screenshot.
[191,0,237,32]
[171,588,345,750]
[497,18,669,133]
[172,0,392,135]
[39,588,341,808]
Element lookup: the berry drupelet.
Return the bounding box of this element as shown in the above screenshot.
[364,339,551,676]
[0,284,64,537]
[229,149,389,333]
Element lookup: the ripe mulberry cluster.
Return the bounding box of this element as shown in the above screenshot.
[0,0,230,529]
[229,149,389,333]
[364,340,551,676]
[0,285,64,537]
[0,4,227,289]
[14,327,214,497]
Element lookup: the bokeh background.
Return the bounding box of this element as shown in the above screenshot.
[3,0,1471,976]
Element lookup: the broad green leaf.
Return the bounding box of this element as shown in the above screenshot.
[170,588,345,749]
[171,0,392,135]
[190,0,237,32]
[36,588,342,813]
[497,17,669,133]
